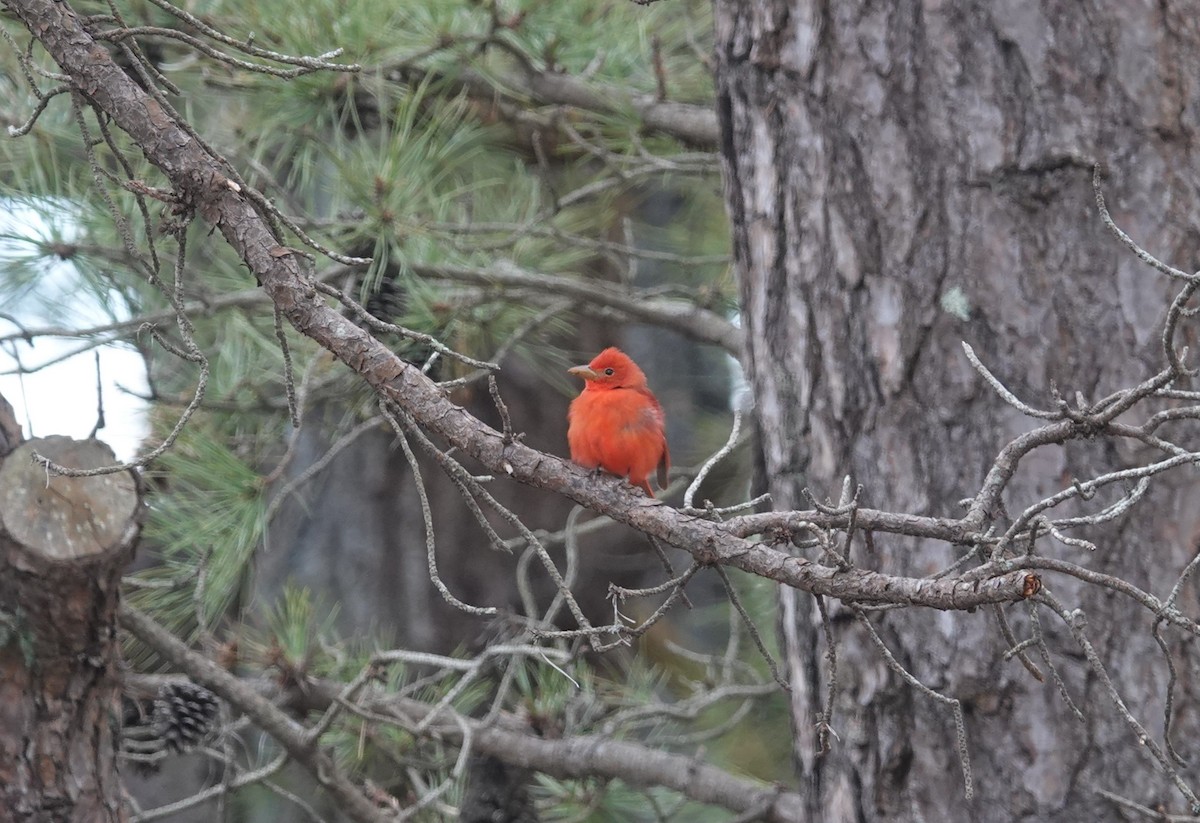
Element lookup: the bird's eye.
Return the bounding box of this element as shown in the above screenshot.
[604,368,615,376]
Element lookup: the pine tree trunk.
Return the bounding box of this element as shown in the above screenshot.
[715,2,1200,820]
[0,434,141,821]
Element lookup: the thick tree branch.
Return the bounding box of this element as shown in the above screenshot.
[725,509,981,543]
[381,694,803,822]
[5,0,1038,612]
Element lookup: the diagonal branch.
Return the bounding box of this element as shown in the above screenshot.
[118,605,389,823]
[8,0,1035,611]
[382,693,804,822]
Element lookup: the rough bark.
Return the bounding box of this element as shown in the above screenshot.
[716,1,1200,821]
[0,392,22,456]
[0,435,141,822]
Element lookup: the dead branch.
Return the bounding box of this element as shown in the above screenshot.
[121,636,806,823]
[118,605,390,823]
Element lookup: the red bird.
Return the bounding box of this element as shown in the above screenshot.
[567,347,670,497]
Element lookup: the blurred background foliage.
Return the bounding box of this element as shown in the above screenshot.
[0,0,781,819]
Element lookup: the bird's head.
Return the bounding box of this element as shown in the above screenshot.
[568,347,648,390]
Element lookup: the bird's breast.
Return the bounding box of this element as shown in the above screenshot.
[569,388,663,433]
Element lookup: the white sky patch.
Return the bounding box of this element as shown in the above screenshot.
[726,312,752,412]
[0,343,148,461]
[0,200,149,461]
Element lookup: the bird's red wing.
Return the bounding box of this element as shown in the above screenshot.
[634,387,670,493]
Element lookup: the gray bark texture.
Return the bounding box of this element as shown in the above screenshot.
[0,434,141,822]
[715,1,1200,821]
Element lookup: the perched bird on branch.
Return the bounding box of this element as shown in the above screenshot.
[567,347,670,497]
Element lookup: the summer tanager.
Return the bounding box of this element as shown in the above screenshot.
[567,347,670,497]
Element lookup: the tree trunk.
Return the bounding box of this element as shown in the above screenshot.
[0,434,141,821]
[716,1,1200,820]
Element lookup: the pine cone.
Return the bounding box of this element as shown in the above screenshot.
[459,754,539,823]
[152,681,220,752]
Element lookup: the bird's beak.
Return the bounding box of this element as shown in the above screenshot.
[568,365,598,381]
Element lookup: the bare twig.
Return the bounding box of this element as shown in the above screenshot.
[853,608,974,800]
[382,406,497,617]
[129,752,293,822]
[1039,593,1200,811]
[684,409,743,510]
[991,604,1043,682]
[1093,164,1194,284]
[263,414,383,529]
[715,565,788,691]
[961,342,1062,420]
[273,305,301,429]
[814,594,840,754]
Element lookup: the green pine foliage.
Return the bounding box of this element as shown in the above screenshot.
[127,424,267,642]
